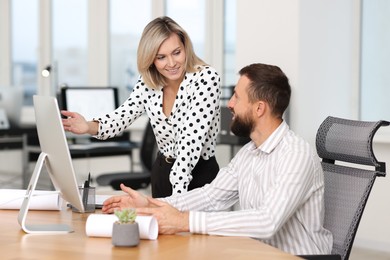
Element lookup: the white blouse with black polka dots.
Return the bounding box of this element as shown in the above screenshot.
[93,65,221,195]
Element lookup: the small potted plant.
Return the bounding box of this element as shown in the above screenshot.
[112,208,140,247]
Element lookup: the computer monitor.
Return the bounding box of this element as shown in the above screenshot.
[0,86,23,128]
[60,86,119,121]
[18,95,84,234]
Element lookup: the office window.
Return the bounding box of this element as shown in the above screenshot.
[360,0,390,121]
[224,0,236,86]
[166,0,206,59]
[11,0,38,106]
[109,0,151,98]
[53,0,88,91]
[222,0,236,102]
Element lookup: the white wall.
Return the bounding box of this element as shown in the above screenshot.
[354,137,390,252]
[236,0,359,145]
[236,0,390,253]
[237,0,300,128]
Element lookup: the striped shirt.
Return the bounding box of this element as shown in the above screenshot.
[163,121,333,255]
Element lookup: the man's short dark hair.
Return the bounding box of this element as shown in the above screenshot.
[239,63,291,118]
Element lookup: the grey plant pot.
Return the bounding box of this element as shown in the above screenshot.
[112,222,140,247]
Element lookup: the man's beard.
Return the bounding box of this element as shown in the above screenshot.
[230,111,254,138]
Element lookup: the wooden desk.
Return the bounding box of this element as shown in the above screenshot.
[0,209,301,259]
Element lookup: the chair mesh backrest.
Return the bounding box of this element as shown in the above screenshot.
[316,116,387,172]
[316,116,389,260]
[322,164,376,259]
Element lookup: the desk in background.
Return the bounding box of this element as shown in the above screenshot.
[25,130,140,189]
[0,126,36,187]
[0,209,301,259]
[0,125,36,149]
[0,126,140,189]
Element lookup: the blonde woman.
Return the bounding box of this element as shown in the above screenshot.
[62,16,221,198]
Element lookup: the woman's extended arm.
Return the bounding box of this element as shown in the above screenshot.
[61,110,99,135]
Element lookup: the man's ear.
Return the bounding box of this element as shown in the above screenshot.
[255,101,266,117]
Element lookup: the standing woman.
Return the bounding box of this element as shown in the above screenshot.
[62,16,221,198]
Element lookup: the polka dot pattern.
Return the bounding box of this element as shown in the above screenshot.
[93,65,221,194]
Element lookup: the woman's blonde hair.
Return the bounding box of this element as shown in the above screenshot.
[137,16,207,89]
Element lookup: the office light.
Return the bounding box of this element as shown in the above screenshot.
[41,65,52,77]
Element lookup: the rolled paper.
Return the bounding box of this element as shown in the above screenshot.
[0,189,63,210]
[85,213,158,240]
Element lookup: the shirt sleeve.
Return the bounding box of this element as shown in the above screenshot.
[165,146,318,239]
[169,66,221,194]
[93,77,146,140]
[163,157,239,209]
[194,150,316,239]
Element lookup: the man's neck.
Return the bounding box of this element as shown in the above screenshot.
[251,117,283,147]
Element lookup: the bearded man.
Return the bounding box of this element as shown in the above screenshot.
[102,63,333,255]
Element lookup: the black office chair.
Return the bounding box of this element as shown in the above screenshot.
[300,116,389,260]
[96,121,157,190]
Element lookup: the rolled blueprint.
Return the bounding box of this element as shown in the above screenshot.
[85,213,158,240]
[0,189,63,210]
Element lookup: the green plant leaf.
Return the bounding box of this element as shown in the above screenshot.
[114,208,137,224]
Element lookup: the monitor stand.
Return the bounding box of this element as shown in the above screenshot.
[17,152,74,234]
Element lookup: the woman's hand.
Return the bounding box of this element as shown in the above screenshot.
[61,110,97,135]
[101,184,150,214]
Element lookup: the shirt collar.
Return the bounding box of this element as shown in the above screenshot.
[181,65,205,88]
[246,120,290,154]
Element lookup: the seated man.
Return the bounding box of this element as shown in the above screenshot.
[102,63,333,255]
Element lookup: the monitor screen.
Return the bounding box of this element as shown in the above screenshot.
[18,95,84,234]
[60,87,119,121]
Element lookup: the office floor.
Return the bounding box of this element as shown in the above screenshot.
[1,171,389,260]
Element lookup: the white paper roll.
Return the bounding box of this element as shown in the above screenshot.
[85,213,158,240]
[0,189,63,210]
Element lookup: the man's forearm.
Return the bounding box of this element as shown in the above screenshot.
[178,211,190,232]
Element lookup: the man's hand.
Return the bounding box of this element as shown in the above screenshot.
[102,184,149,213]
[137,198,189,235]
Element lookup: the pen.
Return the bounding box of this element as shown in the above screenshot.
[82,172,91,211]
[85,172,91,188]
